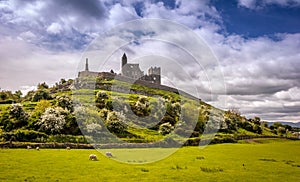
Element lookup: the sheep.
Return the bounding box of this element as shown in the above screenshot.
[27,145,32,149]
[105,152,113,158]
[36,147,39,151]
[89,154,97,161]
[66,147,70,150]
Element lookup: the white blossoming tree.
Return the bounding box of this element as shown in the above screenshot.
[37,107,66,134]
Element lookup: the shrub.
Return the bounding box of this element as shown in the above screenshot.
[32,89,52,102]
[159,122,174,135]
[0,130,48,142]
[105,111,127,134]
[131,96,150,117]
[9,104,29,129]
[56,95,74,112]
[95,91,109,109]
[14,129,48,142]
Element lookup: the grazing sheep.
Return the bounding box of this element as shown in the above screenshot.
[66,147,70,150]
[36,147,39,151]
[89,154,97,161]
[105,152,113,158]
[27,145,32,149]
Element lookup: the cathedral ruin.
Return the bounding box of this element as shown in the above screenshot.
[121,53,161,84]
[78,53,161,85]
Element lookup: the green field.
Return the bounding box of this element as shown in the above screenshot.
[0,139,299,181]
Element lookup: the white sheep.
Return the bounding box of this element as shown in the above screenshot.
[36,147,39,151]
[66,147,70,150]
[89,154,97,161]
[27,145,32,149]
[105,152,113,158]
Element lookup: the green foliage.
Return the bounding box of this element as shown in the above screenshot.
[0,77,297,144]
[159,122,174,135]
[37,82,49,89]
[56,95,74,112]
[32,89,52,102]
[0,90,21,103]
[131,96,150,117]
[95,90,109,109]
[270,122,292,135]
[14,129,47,142]
[9,104,29,129]
[75,106,105,134]
[105,111,127,134]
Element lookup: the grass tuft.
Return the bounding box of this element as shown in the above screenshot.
[259,158,277,162]
[200,167,223,173]
[141,168,149,172]
[196,156,205,160]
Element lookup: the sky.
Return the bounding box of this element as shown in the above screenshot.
[0,0,299,123]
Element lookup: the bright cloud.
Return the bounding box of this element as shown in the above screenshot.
[238,0,300,9]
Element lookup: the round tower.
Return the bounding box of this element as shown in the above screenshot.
[122,53,127,67]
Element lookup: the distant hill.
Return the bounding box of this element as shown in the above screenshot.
[267,122,300,128]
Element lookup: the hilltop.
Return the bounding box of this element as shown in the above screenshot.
[0,75,299,147]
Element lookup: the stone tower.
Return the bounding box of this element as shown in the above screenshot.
[122,53,127,67]
[147,67,161,84]
[85,58,89,71]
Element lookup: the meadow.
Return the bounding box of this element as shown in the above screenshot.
[0,139,299,181]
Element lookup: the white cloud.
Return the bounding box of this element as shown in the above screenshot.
[47,23,63,34]
[0,37,80,92]
[238,0,257,9]
[237,0,300,9]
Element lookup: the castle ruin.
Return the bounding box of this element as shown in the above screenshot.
[78,53,161,85]
[121,53,161,84]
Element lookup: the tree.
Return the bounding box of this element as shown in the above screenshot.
[37,82,49,89]
[14,90,22,100]
[0,91,7,100]
[75,106,104,136]
[32,89,51,102]
[36,107,66,134]
[86,123,102,134]
[29,100,52,130]
[105,111,127,134]
[132,96,150,117]
[250,117,261,125]
[56,95,74,112]
[95,91,109,109]
[278,126,286,135]
[159,122,174,135]
[9,103,29,129]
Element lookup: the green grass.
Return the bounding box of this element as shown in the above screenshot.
[0,139,299,181]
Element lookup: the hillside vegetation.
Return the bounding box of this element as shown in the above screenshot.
[0,77,298,146]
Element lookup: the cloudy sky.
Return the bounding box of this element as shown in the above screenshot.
[0,0,299,123]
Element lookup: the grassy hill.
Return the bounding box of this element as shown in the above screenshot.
[0,76,298,146]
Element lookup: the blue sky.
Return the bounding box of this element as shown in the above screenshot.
[0,0,299,122]
[213,0,300,37]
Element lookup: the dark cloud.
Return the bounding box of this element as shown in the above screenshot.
[12,0,107,20]
[0,0,109,51]
[54,0,107,19]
